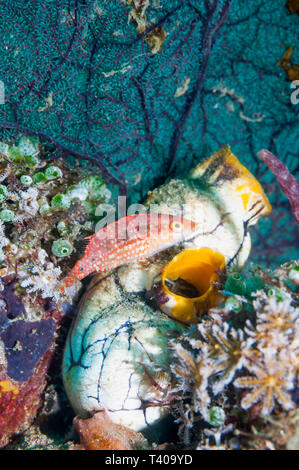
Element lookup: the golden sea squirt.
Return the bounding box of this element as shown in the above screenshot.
[147,146,272,323]
[161,248,226,323]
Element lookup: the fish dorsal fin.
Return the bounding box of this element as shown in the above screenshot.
[79,238,93,251]
[190,146,272,223]
[83,233,116,256]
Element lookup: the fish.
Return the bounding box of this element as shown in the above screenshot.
[60,213,200,291]
[164,277,200,298]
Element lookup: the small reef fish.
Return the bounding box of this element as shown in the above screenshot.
[60,213,200,291]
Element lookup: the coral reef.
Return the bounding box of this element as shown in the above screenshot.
[1,143,298,450]
[0,137,110,447]
[0,2,298,263]
[0,0,298,449]
[62,147,276,447]
[169,262,299,449]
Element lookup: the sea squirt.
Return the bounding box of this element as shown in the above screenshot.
[62,146,271,433]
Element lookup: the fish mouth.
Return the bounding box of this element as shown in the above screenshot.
[161,248,225,323]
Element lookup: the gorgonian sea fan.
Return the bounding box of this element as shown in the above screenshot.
[0,0,298,264]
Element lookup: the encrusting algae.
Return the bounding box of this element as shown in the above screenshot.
[1,140,298,450]
[0,136,111,447]
[0,136,111,300]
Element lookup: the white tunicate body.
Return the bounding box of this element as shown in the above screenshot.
[62,273,183,431]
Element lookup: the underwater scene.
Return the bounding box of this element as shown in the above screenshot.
[0,0,298,452]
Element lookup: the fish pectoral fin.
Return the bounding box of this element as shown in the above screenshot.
[76,239,93,257]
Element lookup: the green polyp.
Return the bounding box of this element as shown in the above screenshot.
[0,184,8,202]
[288,266,299,285]
[52,238,73,257]
[83,200,98,216]
[0,209,15,222]
[67,185,89,201]
[18,136,39,157]
[79,175,105,200]
[38,198,50,214]
[8,146,24,163]
[45,166,63,180]
[267,287,276,297]
[24,155,39,168]
[267,286,288,302]
[224,296,242,313]
[224,272,246,296]
[20,175,33,186]
[51,193,71,209]
[0,142,9,156]
[57,220,68,236]
[207,406,226,427]
[33,172,47,184]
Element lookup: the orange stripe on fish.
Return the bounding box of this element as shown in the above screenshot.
[60,213,200,291]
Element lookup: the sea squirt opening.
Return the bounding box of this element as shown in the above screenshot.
[161,248,225,323]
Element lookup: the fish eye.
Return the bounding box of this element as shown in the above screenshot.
[170,221,183,231]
